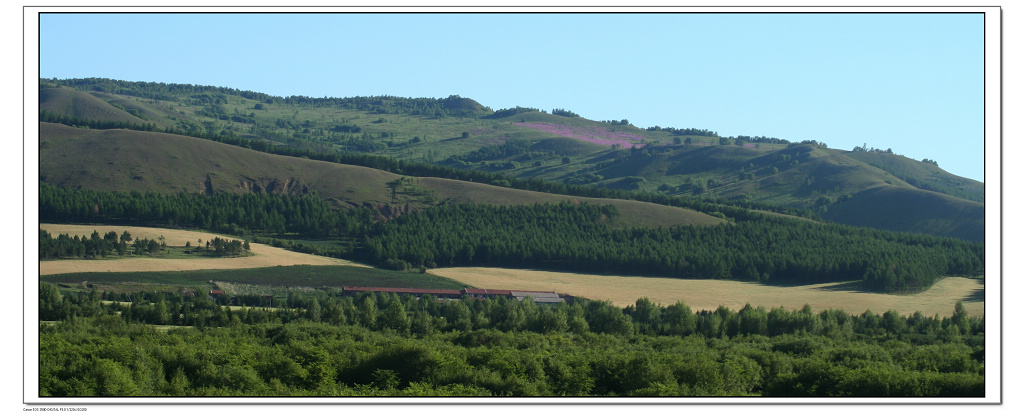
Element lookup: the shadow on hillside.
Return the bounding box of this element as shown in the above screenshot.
[763,280,869,293]
[962,287,985,303]
[812,281,872,293]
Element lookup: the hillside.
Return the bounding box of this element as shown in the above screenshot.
[36,122,984,295]
[39,86,145,124]
[38,79,984,240]
[38,122,724,229]
[843,150,984,203]
[823,186,985,242]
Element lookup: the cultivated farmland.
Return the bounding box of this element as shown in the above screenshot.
[38,224,365,275]
[429,267,985,317]
[38,224,984,318]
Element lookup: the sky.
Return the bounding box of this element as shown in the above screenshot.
[38,10,988,182]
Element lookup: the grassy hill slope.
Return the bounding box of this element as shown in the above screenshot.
[532,141,984,240]
[39,122,397,204]
[38,123,724,229]
[823,186,985,242]
[39,87,145,124]
[844,151,984,203]
[38,79,984,240]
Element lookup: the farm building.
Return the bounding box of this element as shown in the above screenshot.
[343,286,567,303]
[462,288,513,298]
[342,286,464,299]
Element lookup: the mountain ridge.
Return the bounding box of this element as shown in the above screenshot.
[38,78,984,241]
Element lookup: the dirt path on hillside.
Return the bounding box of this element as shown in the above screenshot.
[428,267,985,317]
[38,224,367,275]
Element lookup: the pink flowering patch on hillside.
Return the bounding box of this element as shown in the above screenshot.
[515,122,647,148]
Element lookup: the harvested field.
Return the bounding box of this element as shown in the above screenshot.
[38,224,366,275]
[428,267,985,317]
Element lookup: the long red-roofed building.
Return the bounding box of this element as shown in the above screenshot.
[462,288,513,297]
[342,286,463,298]
[343,286,566,303]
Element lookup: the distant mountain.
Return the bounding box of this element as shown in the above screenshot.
[38,78,984,241]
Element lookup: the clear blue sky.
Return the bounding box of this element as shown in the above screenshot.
[39,12,986,182]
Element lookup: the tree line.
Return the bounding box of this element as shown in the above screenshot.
[645,126,720,137]
[45,78,493,119]
[39,109,161,132]
[39,228,250,259]
[206,237,250,257]
[38,282,984,397]
[39,229,134,259]
[445,138,533,164]
[485,106,541,119]
[361,202,983,293]
[39,183,983,293]
[551,108,580,117]
[39,182,374,239]
[44,77,274,103]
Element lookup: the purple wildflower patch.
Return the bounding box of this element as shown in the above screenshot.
[515,122,647,148]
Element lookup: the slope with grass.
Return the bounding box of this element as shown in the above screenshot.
[38,123,724,228]
[553,142,984,240]
[844,150,984,203]
[39,86,145,124]
[38,78,985,240]
[823,186,985,242]
[39,122,399,205]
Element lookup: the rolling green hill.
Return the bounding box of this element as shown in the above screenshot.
[38,78,984,240]
[843,150,984,203]
[823,186,985,242]
[39,86,145,124]
[38,122,724,229]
